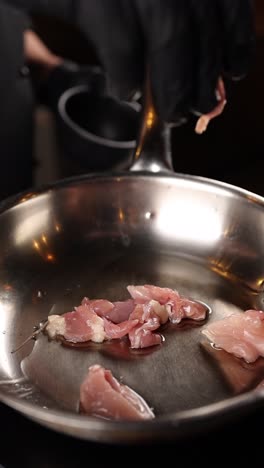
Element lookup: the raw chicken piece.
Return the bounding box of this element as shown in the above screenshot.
[85,299,114,316]
[45,284,207,349]
[80,364,155,420]
[129,300,168,325]
[82,297,135,324]
[128,302,164,348]
[127,284,174,305]
[195,77,226,134]
[46,304,105,343]
[103,317,138,339]
[202,309,264,363]
[45,315,66,339]
[127,285,207,324]
[104,300,135,324]
[129,325,162,349]
[167,298,208,324]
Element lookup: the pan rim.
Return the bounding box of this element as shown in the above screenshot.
[0,386,263,442]
[1,171,264,215]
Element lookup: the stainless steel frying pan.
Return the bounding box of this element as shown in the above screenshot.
[1,85,264,444]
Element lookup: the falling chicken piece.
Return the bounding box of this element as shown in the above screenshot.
[79,364,155,420]
[195,77,227,134]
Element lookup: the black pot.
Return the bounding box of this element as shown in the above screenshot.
[56,85,141,172]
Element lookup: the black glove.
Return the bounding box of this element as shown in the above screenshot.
[35,60,106,109]
[76,0,255,122]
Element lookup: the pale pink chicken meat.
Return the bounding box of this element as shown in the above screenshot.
[127,285,174,305]
[105,300,135,324]
[169,298,208,324]
[129,298,169,325]
[129,326,162,349]
[103,317,138,340]
[80,365,155,420]
[127,284,207,324]
[46,284,207,348]
[202,309,264,363]
[82,297,135,324]
[195,77,226,135]
[46,304,105,343]
[128,301,165,348]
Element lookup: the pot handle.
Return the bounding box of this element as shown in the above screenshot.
[129,77,175,173]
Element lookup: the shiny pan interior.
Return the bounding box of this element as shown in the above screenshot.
[0,172,264,443]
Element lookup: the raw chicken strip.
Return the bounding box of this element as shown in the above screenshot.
[129,326,162,349]
[82,297,135,324]
[46,304,105,343]
[202,309,264,363]
[127,284,174,305]
[103,317,138,339]
[102,299,135,324]
[80,365,155,420]
[167,298,208,324]
[84,298,114,316]
[45,284,207,349]
[195,78,226,134]
[129,300,168,325]
[127,285,207,324]
[128,302,164,348]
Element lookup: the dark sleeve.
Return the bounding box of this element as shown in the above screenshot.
[2,0,75,22]
[0,0,30,27]
[0,2,29,91]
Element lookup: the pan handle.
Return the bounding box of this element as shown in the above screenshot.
[129,77,175,173]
